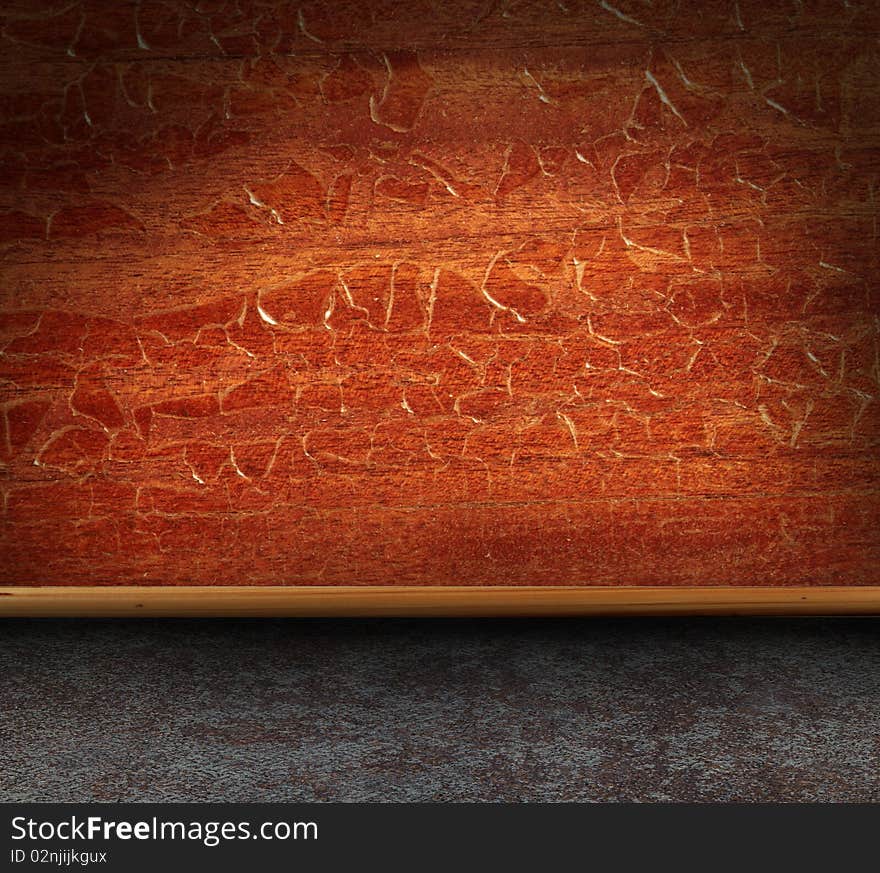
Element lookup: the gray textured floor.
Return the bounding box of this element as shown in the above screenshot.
[1,618,879,802]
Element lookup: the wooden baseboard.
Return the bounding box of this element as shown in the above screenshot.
[1,586,879,617]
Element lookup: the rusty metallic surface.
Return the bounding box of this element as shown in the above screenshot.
[1,0,879,591]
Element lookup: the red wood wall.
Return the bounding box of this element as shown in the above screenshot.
[1,0,878,585]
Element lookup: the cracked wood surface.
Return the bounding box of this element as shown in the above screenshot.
[0,0,878,587]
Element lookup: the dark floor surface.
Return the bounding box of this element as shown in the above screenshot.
[1,618,878,802]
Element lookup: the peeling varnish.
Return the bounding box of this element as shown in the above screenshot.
[598,0,643,27]
[645,70,687,126]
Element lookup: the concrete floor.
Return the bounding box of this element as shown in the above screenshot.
[2,617,878,802]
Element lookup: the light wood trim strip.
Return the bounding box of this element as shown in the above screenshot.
[1,586,879,616]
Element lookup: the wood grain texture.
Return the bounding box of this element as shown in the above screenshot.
[0,0,878,592]
[4,586,880,616]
